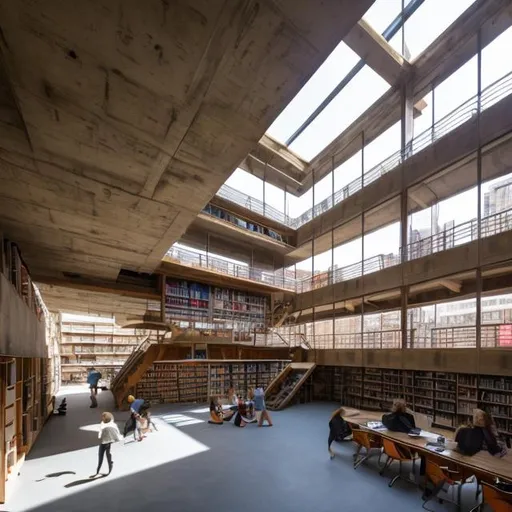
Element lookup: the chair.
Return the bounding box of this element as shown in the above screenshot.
[352,428,383,469]
[479,482,512,512]
[422,459,464,512]
[379,438,418,487]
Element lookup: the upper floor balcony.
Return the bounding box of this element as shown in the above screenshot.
[215,70,512,230]
[170,204,512,297]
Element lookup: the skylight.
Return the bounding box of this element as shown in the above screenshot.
[400,0,476,61]
[288,65,390,161]
[266,41,359,145]
[362,0,405,35]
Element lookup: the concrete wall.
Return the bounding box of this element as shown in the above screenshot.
[0,273,46,357]
[310,348,512,377]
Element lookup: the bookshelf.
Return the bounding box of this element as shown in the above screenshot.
[1,237,44,320]
[135,360,288,405]
[59,320,143,385]
[202,203,287,243]
[164,278,268,338]
[321,366,512,437]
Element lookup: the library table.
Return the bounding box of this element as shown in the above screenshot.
[346,410,512,482]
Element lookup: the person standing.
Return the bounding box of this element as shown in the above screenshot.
[254,386,273,427]
[91,412,122,478]
[127,395,146,441]
[87,367,102,408]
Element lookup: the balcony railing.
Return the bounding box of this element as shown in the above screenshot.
[166,246,297,291]
[412,323,512,349]
[406,207,512,262]
[169,206,512,295]
[264,324,511,349]
[216,71,512,229]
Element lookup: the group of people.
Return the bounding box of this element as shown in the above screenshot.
[89,394,157,479]
[327,398,508,460]
[381,399,508,458]
[209,386,273,428]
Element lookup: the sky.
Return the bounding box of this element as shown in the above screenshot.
[184,0,512,277]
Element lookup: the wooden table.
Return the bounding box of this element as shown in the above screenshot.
[346,409,512,482]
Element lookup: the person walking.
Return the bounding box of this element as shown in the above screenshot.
[87,367,102,408]
[91,412,122,478]
[254,386,273,427]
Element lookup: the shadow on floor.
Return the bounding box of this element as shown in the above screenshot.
[35,471,76,482]
[64,475,107,488]
[27,388,129,460]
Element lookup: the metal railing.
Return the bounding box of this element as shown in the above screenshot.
[406,207,512,262]
[216,71,512,229]
[413,323,512,349]
[216,184,293,226]
[169,207,512,294]
[166,246,297,291]
[255,324,512,349]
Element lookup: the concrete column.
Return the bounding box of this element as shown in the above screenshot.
[400,79,414,350]
[476,29,483,353]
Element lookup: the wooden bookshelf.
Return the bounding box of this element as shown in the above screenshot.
[135,360,288,405]
[202,203,288,243]
[60,320,143,385]
[164,278,268,338]
[1,237,43,320]
[320,366,512,437]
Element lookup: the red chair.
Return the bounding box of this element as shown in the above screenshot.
[351,428,383,469]
[380,438,419,487]
[477,482,512,512]
[422,459,465,511]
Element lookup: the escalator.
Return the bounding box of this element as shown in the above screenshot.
[265,362,316,411]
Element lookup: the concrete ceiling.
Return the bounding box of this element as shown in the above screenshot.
[0,0,373,287]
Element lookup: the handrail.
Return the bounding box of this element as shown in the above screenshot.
[168,207,512,296]
[110,335,154,390]
[415,323,511,348]
[166,246,297,291]
[215,70,512,228]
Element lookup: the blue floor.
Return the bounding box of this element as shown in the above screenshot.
[3,387,438,512]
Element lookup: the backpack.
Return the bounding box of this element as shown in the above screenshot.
[382,412,415,434]
[455,427,484,456]
[329,415,352,442]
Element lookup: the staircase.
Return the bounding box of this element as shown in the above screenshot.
[265,362,316,411]
[110,334,159,409]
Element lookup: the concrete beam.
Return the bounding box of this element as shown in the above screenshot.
[0,0,373,282]
[345,19,407,85]
[438,279,462,294]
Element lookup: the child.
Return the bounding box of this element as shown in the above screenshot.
[91,412,122,478]
[254,386,273,427]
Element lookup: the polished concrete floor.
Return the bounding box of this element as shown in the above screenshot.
[3,387,447,512]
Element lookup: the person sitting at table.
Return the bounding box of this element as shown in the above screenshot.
[382,398,416,434]
[455,409,507,457]
[209,396,235,424]
[328,407,352,459]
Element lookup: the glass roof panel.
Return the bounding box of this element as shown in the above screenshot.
[266,41,359,144]
[404,0,476,61]
[362,0,403,35]
[288,65,390,161]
